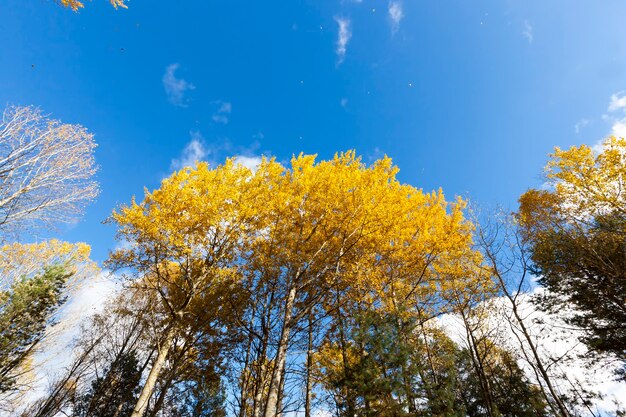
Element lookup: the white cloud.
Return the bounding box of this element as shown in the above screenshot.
[388,1,404,34]
[574,118,590,134]
[162,63,195,107]
[611,118,626,138]
[594,92,626,151]
[233,155,263,171]
[170,130,209,171]
[212,101,232,124]
[522,20,533,44]
[608,91,626,112]
[580,92,626,153]
[170,131,265,174]
[335,17,352,64]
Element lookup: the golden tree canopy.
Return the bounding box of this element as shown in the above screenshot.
[110,152,483,316]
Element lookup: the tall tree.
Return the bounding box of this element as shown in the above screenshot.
[314,308,465,417]
[455,340,550,417]
[25,288,157,417]
[234,153,480,417]
[518,136,626,365]
[475,210,574,416]
[73,350,142,417]
[0,105,98,240]
[0,265,71,393]
[109,152,483,417]
[0,240,96,401]
[109,160,256,417]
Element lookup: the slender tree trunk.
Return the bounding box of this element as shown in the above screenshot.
[252,359,267,417]
[337,307,356,417]
[263,285,297,417]
[478,220,573,417]
[394,314,417,415]
[238,325,254,417]
[252,320,271,417]
[112,401,125,417]
[94,319,143,416]
[505,291,572,417]
[130,326,176,417]
[253,287,276,417]
[147,370,176,417]
[461,311,497,417]
[305,312,313,417]
[276,366,286,417]
[401,363,417,415]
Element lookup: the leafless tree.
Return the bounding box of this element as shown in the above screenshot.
[0,105,98,239]
[474,208,575,417]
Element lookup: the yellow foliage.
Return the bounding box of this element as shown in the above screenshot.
[59,0,127,11]
[543,136,626,219]
[0,239,96,290]
[109,152,491,415]
[109,151,485,328]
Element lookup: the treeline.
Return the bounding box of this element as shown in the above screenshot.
[0,106,624,416]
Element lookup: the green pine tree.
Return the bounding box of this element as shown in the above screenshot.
[0,265,72,392]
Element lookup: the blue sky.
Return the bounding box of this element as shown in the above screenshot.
[2,0,626,262]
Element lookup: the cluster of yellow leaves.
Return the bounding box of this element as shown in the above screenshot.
[0,239,97,290]
[519,136,626,236]
[312,339,362,384]
[59,0,126,11]
[545,136,626,218]
[109,159,258,277]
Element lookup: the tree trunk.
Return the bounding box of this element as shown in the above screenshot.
[147,369,175,417]
[461,311,497,417]
[252,322,271,417]
[238,326,254,417]
[130,326,176,417]
[276,367,286,417]
[263,285,297,417]
[305,312,313,417]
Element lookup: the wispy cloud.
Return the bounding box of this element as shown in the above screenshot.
[574,118,590,134]
[388,1,404,34]
[606,92,626,139]
[522,20,533,44]
[162,63,195,107]
[212,101,232,124]
[589,92,626,152]
[170,131,264,173]
[335,17,352,64]
[170,130,209,171]
[608,91,626,112]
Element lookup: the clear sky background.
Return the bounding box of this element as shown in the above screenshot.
[2,0,626,263]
